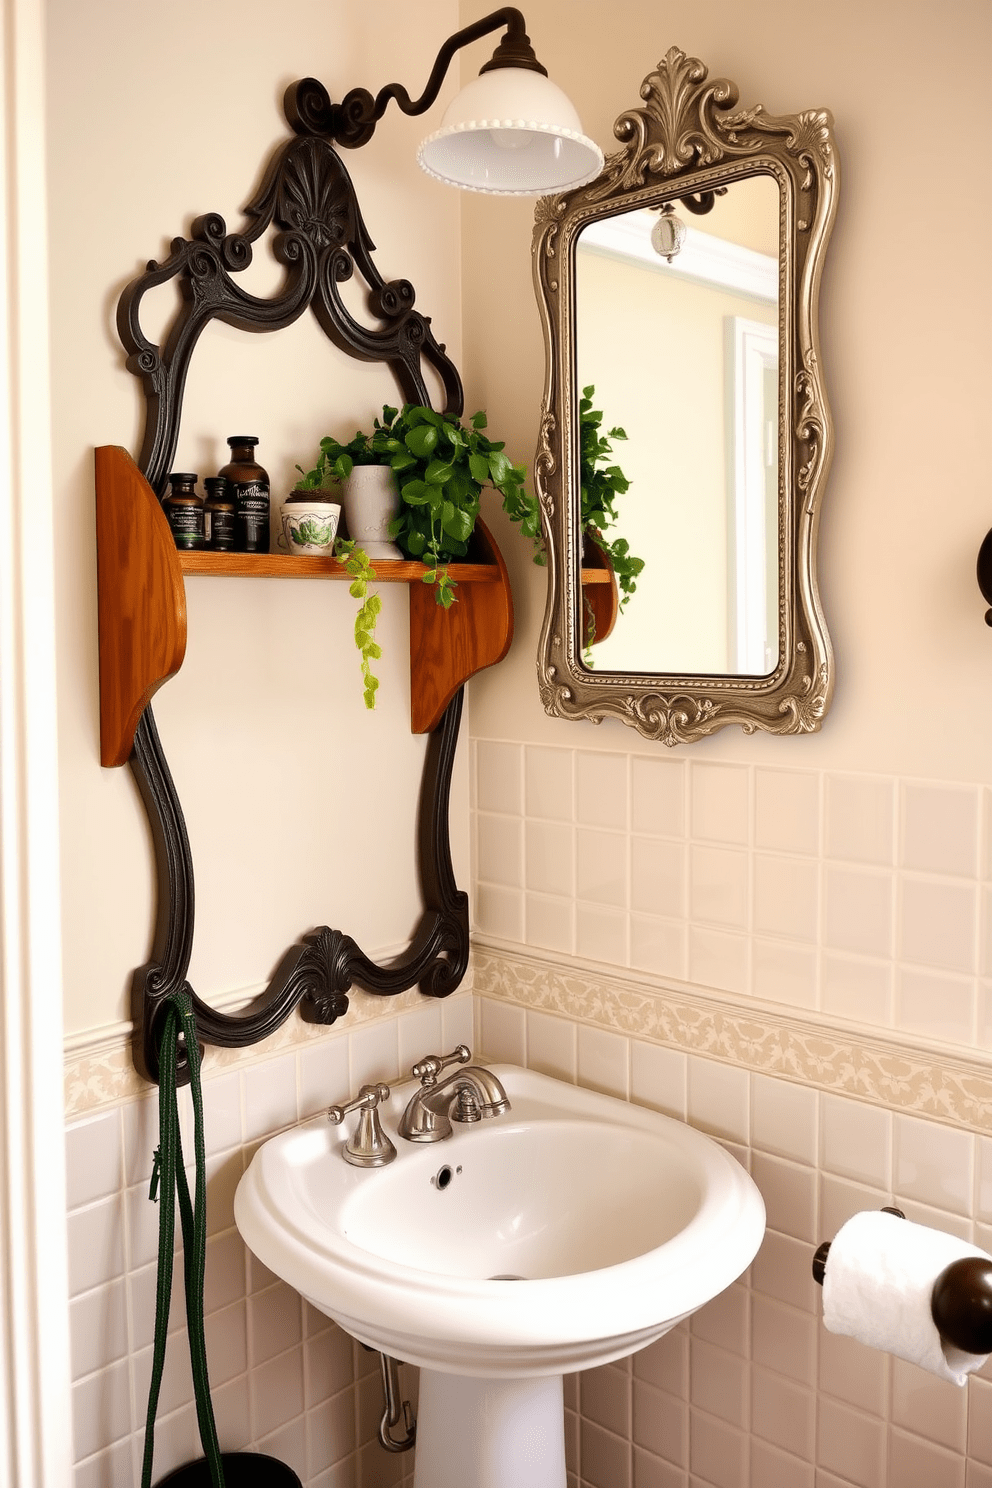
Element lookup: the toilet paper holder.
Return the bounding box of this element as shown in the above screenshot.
[812,1207,992,1357]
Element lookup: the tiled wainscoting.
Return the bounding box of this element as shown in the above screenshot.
[66,967,992,1487]
[473,985,992,1488]
[65,994,473,1487]
[472,743,992,1050]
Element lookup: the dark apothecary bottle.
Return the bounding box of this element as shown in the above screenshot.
[163,472,205,550]
[203,476,236,551]
[219,436,269,553]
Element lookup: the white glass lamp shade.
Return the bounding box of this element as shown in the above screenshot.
[418,68,604,196]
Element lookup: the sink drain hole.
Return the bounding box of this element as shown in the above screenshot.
[488,1274,526,1281]
[432,1164,461,1190]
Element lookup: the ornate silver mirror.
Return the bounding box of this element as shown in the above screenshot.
[533,49,838,744]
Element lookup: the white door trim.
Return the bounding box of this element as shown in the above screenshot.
[0,0,72,1482]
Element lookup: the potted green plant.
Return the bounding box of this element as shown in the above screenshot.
[297,403,529,706]
[313,403,530,607]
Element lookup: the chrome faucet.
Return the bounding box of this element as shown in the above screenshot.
[398,1045,510,1143]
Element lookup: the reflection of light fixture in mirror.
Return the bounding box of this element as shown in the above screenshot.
[289,8,603,196]
[650,203,687,263]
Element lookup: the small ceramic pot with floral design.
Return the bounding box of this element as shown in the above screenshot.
[280,494,342,556]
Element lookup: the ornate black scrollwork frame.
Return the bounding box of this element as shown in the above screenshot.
[118,93,471,1081]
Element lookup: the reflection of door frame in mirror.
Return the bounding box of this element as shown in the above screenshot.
[532,47,838,745]
[727,316,779,675]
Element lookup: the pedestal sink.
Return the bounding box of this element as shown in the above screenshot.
[234,1065,764,1488]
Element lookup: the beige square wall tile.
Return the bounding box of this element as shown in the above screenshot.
[823,864,894,958]
[816,1397,886,1488]
[525,892,574,955]
[476,740,523,815]
[689,845,748,929]
[478,996,526,1063]
[818,1323,888,1416]
[577,1024,629,1099]
[825,774,895,865]
[690,1282,748,1358]
[687,926,749,996]
[631,837,686,918]
[819,1170,893,1243]
[689,762,750,846]
[631,755,686,838]
[687,1056,749,1144]
[892,1112,975,1216]
[899,877,979,975]
[895,967,975,1046]
[891,1356,967,1453]
[476,812,523,888]
[755,768,820,856]
[688,1409,746,1487]
[474,882,524,942]
[526,1009,577,1083]
[887,1428,965,1488]
[751,1152,817,1242]
[689,1340,746,1428]
[752,1366,815,1460]
[751,1074,817,1166]
[752,939,818,1009]
[820,953,893,1026]
[751,1295,817,1387]
[576,905,628,969]
[525,745,573,822]
[576,827,627,908]
[820,1093,891,1189]
[901,782,981,878]
[525,820,574,897]
[753,854,819,942]
[577,751,629,831]
[630,916,687,981]
[631,1042,687,1120]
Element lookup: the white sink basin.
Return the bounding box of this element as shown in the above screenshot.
[235,1065,764,1380]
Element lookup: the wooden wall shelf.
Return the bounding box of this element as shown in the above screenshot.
[95,445,514,766]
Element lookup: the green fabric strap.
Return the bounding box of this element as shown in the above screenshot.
[141,993,225,1488]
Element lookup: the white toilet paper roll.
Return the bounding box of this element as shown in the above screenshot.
[822,1210,991,1385]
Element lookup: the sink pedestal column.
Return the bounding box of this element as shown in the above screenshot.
[412,1369,566,1488]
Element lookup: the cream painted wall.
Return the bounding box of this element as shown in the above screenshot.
[47,0,467,1036]
[575,249,777,673]
[461,0,992,785]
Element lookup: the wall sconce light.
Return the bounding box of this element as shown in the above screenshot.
[286,6,603,195]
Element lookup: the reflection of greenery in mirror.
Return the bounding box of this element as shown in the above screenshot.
[578,386,644,658]
[575,173,780,676]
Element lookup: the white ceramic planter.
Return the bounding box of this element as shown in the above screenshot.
[342,465,402,559]
[279,497,341,556]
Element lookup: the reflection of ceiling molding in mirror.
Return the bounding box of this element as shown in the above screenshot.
[532,47,838,745]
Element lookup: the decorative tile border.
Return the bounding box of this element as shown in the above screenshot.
[66,943,992,1134]
[64,983,455,1119]
[472,945,992,1134]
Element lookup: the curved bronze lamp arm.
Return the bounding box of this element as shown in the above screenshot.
[285,8,546,150]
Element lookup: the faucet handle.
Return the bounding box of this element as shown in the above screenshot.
[328,1082,396,1167]
[411,1044,471,1087]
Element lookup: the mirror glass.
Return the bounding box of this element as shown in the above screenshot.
[574,174,781,676]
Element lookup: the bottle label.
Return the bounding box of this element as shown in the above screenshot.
[165,503,204,549]
[209,509,236,550]
[234,481,270,552]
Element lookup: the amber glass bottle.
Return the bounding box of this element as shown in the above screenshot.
[163,472,205,550]
[219,437,269,553]
[203,476,236,551]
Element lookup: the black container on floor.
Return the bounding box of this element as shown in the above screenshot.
[156,1453,303,1486]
